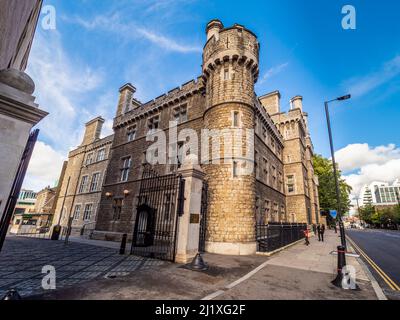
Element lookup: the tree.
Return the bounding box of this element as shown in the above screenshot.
[313,154,352,214]
[359,204,375,224]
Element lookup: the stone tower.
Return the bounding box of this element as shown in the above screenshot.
[202,20,260,255]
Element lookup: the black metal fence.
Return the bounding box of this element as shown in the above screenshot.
[256,223,307,253]
[14,227,51,239]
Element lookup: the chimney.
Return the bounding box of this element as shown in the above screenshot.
[81,116,105,146]
[290,95,303,111]
[116,83,136,117]
[206,19,223,41]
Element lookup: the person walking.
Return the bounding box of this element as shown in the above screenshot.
[303,228,310,246]
[312,223,317,236]
[317,224,326,242]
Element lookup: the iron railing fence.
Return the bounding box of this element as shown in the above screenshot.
[256,223,307,253]
[14,226,51,239]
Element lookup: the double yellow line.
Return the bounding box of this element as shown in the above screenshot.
[347,236,400,291]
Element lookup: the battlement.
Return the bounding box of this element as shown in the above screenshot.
[114,76,204,128]
[203,20,259,84]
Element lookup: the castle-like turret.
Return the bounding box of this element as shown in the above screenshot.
[202,20,260,255]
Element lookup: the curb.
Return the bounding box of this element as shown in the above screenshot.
[346,236,387,300]
[256,238,305,257]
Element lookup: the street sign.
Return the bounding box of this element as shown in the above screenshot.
[330,210,338,219]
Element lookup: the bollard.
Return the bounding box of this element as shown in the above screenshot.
[331,245,347,288]
[120,233,127,255]
[2,289,22,300]
[187,253,209,271]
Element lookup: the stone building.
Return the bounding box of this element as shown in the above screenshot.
[0,0,47,248]
[52,117,113,237]
[82,20,322,255]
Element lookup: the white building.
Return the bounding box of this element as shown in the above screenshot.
[359,180,400,206]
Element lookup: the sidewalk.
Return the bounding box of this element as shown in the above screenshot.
[212,230,379,300]
[32,230,381,300]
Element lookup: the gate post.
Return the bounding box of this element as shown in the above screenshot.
[175,156,205,264]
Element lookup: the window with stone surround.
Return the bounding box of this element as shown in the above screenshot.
[78,176,88,194]
[147,115,160,133]
[73,204,81,220]
[127,125,137,142]
[254,151,259,179]
[232,111,240,127]
[233,161,239,178]
[224,68,230,80]
[83,203,93,221]
[278,171,283,193]
[90,172,101,192]
[85,153,94,165]
[263,158,269,184]
[173,105,188,124]
[272,165,277,188]
[264,200,271,222]
[273,202,279,222]
[287,175,295,193]
[112,198,123,220]
[97,148,106,162]
[120,156,132,182]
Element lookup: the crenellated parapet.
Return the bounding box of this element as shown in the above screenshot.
[114,76,204,129]
[202,20,260,110]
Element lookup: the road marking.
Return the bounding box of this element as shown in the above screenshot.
[201,259,271,300]
[347,236,400,291]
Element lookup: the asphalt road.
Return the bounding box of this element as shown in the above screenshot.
[346,229,400,298]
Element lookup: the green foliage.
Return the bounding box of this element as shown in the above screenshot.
[313,154,352,214]
[360,204,400,226]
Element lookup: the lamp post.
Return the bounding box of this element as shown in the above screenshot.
[324,94,351,250]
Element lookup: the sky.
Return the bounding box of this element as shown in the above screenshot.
[23,0,400,209]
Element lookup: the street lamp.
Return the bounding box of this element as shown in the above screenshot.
[324,94,351,251]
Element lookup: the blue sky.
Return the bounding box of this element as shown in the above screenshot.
[24,0,400,201]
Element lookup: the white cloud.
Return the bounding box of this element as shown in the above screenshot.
[23,141,66,191]
[258,62,289,85]
[26,30,104,149]
[343,55,400,98]
[63,13,202,53]
[335,143,400,172]
[336,143,400,198]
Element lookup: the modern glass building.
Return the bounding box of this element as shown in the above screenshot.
[360,180,400,206]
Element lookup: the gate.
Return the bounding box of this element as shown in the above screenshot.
[0,129,39,252]
[131,166,185,262]
[199,181,208,253]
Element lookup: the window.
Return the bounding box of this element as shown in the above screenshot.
[264,200,271,221]
[278,172,283,192]
[73,205,81,220]
[255,151,259,179]
[113,198,123,220]
[224,69,229,80]
[120,157,132,182]
[232,111,240,127]
[262,127,267,140]
[233,161,239,177]
[270,138,275,151]
[148,115,160,132]
[287,175,295,193]
[90,173,101,192]
[127,125,137,142]
[78,176,88,193]
[97,148,106,162]
[86,153,94,165]
[83,204,93,221]
[273,203,279,221]
[272,166,277,187]
[263,158,269,183]
[173,106,188,124]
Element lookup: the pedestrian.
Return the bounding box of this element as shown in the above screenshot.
[334,223,338,234]
[312,223,317,236]
[318,224,326,242]
[303,228,310,246]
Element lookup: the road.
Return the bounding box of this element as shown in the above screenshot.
[346,229,400,299]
